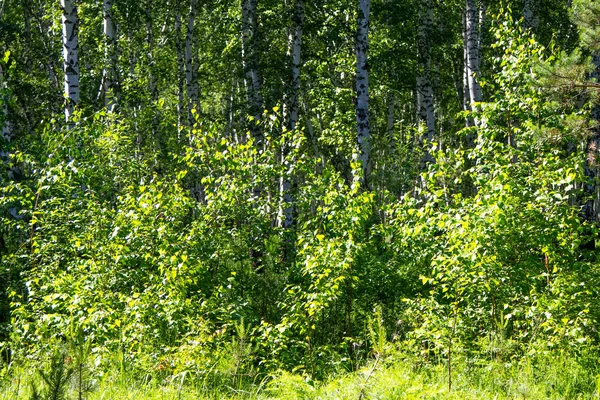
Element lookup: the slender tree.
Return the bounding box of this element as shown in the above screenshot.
[283,0,304,132]
[60,0,79,124]
[101,0,117,112]
[146,0,157,101]
[175,9,185,132]
[186,0,199,128]
[279,0,305,229]
[464,0,482,129]
[356,0,371,187]
[416,0,435,163]
[241,0,264,147]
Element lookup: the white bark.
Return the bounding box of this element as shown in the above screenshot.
[175,10,184,132]
[417,0,435,161]
[465,0,482,126]
[61,0,79,124]
[462,9,474,129]
[279,0,304,229]
[102,0,116,112]
[186,0,199,128]
[241,0,264,146]
[145,0,157,100]
[356,0,371,186]
[226,77,236,139]
[283,0,304,132]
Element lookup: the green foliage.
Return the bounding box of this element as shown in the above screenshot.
[1,0,600,397]
[395,13,598,365]
[34,349,75,400]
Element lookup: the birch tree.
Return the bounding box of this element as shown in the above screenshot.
[464,0,482,128]
[102,0,117,112]
[416,0,435,163]
[186,0,199,128]
[241,0,264,147]
[280,0,304,229]
[146,0,157,101]
[283,0,304,132]
[60,0,79,124]
[356,0,371,187]
[175,9,184,132]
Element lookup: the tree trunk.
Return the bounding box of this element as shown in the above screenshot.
[465,0,482,128]
[241,0,264,147]
[279,0,304,229]
[175,10,185,133]
[186,0,199,128]
[146,0,157,101]
[102,0,117,112]
[355,0,371,188]
[60,0,79,124]
[226,77,236,139]
[417,0,435,163]
[462,10,474,130]
[283,0,304,132]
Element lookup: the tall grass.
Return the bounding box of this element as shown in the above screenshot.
[1,349,597,399]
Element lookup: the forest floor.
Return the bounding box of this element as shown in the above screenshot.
[1,352,597,399]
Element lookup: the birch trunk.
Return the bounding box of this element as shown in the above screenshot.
[60,0,79,124]
[102,0,117,112]
[226,77,236,139]
[462,10,474,129]
[279,0,304,229]
[416,0,435,163]
[283,0,304,132]
[241,0,264,147]
[175,10,184,133]
[465,0,482,127]
[146,0,157,100]
[186,0,199,128]
[355,0,371,187]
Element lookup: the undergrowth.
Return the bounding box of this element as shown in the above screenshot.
[1,348,597,399]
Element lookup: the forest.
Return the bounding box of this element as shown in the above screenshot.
[2,0,600,398]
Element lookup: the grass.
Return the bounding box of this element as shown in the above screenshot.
[1,351,598,399]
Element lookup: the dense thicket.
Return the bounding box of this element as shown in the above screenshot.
[1,0,600,393]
